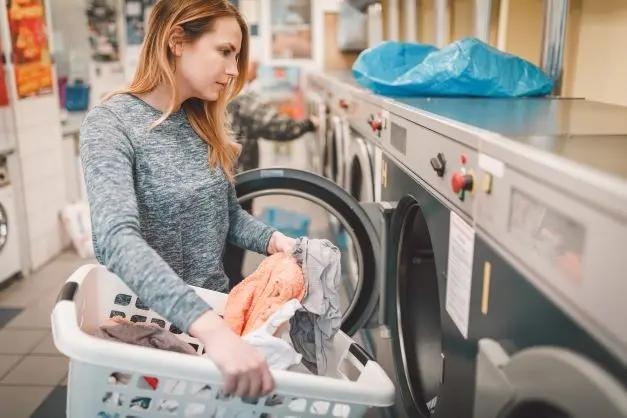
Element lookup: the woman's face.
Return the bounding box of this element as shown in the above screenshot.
[176,16,242,102]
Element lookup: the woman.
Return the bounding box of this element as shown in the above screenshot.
[80,0,294,398]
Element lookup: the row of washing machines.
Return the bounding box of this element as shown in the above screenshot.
[291,71,627,417]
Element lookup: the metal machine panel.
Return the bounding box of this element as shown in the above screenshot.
[382,112,478,218]
[346,93,391,147]
[474,145,627,364]
[392,97,627,138]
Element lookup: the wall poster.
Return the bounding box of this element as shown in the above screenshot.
[7,0,53,99]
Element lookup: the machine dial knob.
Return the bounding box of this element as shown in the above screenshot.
[368,114,383,133]
[430,153,446,177]
[451,172,474,193]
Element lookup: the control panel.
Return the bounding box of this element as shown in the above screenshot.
[474,150,627,359]
[347,92,391,145]
[381,112,478,217]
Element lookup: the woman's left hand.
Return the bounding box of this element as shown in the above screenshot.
[267,231,297,255]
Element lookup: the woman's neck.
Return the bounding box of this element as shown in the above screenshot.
[137,83,186,113]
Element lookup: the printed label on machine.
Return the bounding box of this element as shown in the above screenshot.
[446,212,475,339]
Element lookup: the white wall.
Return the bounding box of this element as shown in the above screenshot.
[49,0,91,81]
[565,0,627,106]
[12,97,67,270]
[1,0,68,271]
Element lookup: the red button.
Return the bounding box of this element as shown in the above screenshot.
[452,172,473,193]
[452,173,464,193]
[369,119,382,131]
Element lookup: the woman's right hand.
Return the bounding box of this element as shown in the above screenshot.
[189,310,274,397]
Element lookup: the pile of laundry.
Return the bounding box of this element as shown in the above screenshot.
[95,237,341,376]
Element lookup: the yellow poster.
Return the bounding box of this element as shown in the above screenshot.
[7,0,53,99]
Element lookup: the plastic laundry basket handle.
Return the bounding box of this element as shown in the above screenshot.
[57,281,78,303]
[349,343,374,366]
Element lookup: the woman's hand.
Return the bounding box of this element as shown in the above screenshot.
[267,231,296,255]
[189,310,274,397]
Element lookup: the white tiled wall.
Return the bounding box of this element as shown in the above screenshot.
[13,95,68,270]
[0,106,17,153]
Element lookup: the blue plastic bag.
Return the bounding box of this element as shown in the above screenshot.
[352,38,554,97]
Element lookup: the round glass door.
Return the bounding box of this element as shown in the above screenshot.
[224,169,379,335]
[388,196,444,417]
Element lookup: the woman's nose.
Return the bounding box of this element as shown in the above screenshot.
[226,61,239,77]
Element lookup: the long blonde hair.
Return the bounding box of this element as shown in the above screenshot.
[123,0,249,180]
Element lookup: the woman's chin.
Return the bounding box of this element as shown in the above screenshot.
[194,89,220,102]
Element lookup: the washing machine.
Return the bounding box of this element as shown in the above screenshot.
[253,83,482,417]
[341,86,388,302]
[0,154,21,285]
[367,102,483,418]
[345,128,375,202]
[303,74,327,176]
[318,75,350,189]
[342,82,382,204]
[380,96,627,418]
[466,100,627,418]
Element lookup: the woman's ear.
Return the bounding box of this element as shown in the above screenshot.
[169,26,184,57]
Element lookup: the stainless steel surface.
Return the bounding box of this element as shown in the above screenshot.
[391,97,627,180]
[384,112,478,218]
[541,0,569,94]
[475,140,627,364]
[382,93,627,363]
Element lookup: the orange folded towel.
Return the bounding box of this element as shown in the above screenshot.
[223,252,305,336]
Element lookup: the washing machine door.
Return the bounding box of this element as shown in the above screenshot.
[323,116,345,187]
[234,168,380,335]
[386,195,449,417]
[304,95,327,175]
[474,339,627,418]
[346,129,374,203]
[0,201,7,251]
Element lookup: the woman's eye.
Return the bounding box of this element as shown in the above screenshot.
[221,49,230,57]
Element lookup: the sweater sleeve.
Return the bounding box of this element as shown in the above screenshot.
[225,180,276,254]
[80,106,211,332]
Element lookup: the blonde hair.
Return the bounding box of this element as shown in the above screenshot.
[121,0,249,180]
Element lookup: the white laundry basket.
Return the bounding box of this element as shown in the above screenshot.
[51,264,395,418]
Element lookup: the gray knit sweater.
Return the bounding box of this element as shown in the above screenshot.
[80,94,275,332]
